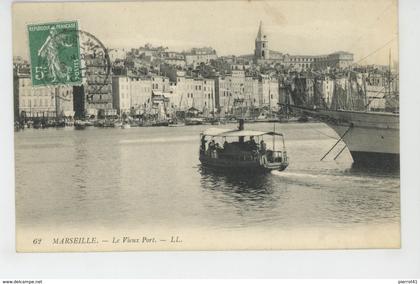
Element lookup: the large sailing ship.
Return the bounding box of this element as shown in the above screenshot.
[289,53,399,168]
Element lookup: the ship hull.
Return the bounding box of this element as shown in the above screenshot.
[349,151,399,168]
[302,109,400,169]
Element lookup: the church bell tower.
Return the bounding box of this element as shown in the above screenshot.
[254,21,269,62]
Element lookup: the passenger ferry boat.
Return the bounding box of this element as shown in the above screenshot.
[199,120,289,173]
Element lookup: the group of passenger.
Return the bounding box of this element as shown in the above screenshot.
[200,135,267,155]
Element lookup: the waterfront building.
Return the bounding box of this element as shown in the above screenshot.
[258,74,279,109]
[174,73,216,113]
[244,76,259,107]
[73,54,115,118]
[112,75,153,115]
[14,75,74,119]
[151,75,171,92]
[216,71,279,113]
[130,77,153,112]
[268,77,280,109]
[174,75,194,110]
[191,78,216,115]
[113,73,215,115]
[112,76,131,115]
[217,76,233,113]
[165,84,182,111]
[231,69,245,99]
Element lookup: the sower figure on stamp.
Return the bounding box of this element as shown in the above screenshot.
[37,27,73,83]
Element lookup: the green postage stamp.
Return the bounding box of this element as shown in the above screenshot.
[27,21,82,86]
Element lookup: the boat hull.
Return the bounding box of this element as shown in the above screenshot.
[199,154,288,173]
[307,109,400,169]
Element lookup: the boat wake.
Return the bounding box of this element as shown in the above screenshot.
[271,170,399,187]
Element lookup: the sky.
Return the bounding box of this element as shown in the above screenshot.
[12,0,398,65]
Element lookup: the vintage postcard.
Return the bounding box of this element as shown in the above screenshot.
[12,0,400,252]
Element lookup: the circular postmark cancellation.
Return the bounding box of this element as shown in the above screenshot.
[75,29,111,93]
[29,21,110,93]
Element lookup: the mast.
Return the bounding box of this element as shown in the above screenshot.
[212,91,215,118]
[286,87,289,119]
[273,122,275,152]
[346,71,351,110]
[227,91,231,115]
[179,93,183,111]
[268,80,271,117]
[388,48,392,97]
[363,73,368,111]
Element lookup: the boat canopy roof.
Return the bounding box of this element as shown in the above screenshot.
[201,128,283,137]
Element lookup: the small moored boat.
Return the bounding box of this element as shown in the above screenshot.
[74,120,87,130]
[185,117,204,126]
[199,119,289,173]
[121,122,131,129]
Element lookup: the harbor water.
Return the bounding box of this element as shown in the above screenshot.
[14,122,400,249]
